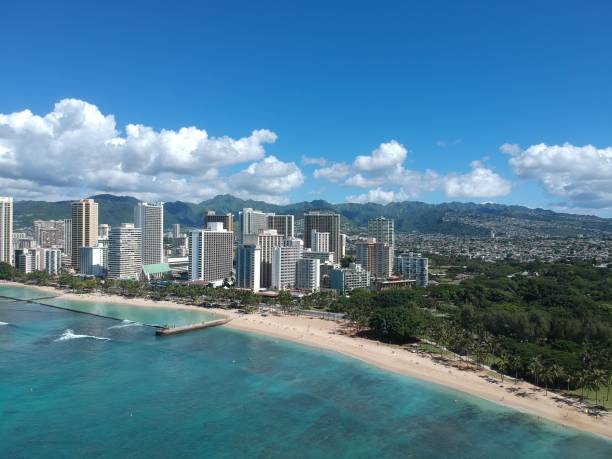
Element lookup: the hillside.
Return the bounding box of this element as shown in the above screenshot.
[12,194,612,237]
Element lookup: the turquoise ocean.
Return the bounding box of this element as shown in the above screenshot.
[1,285,611,458]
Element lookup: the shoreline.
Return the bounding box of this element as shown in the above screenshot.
[2,281,611,439]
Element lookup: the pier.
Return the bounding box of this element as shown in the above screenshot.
[155,318,232,336]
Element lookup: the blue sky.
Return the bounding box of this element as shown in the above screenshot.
[1,1,611,215]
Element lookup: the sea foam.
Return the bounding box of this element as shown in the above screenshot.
[108,320,143,330]
[54,329,111,342]
[0,321,8,326]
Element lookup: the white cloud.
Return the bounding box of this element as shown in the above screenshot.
[301,155,327,166]
[0,99,295,202]
[353,140,407,172]
[313,162,351,182]
[346,188,409,204]
[506,142,612,208]
[316,140,511,203]
[444,165,512,198]
[229,156,304,204]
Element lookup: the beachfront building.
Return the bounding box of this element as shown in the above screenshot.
[134,202,164,266]
[304,211,341,263]
[267,214,294,238]
[296,257,320,292]
[330,263,371,293]
[236,243,261,292]
[0,197,13,265]
[80,246,107,277]
[204,211,234,233]
[395,253,429,287]
[188,222,233,285]
[271,244,301,290]
[356,238,393,279]
[14,249,38,274]
[45,248,62,275]
[108,223,141,280]
[243,229,283,289]
[71,199,99,271]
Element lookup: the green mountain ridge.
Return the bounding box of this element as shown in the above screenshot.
[12,194,612,237]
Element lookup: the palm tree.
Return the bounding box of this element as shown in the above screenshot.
[496,353,510,382]
[528,356,544,387]
[508,355,523,382]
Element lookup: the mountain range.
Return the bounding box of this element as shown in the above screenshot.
[12,194,612,237]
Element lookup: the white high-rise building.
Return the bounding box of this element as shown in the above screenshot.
[80,246,107,277]
[188,222,233,285]
[311,229,330,254]
[71,199,98,271]
[271,244,301,290]
[172,223,181,239]
[235,244,261,292]
[340,233,347,259]
[243,229,284,289]
[63,219,72,259]
[296,258,320,292]
[239,208,268,244]
[108,223,141,280]
[98,224,110,240]
[134,202,164,266]
[45,248,62,275]
[0,197,13,265]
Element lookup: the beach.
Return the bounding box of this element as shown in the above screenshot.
[3,281,611,439]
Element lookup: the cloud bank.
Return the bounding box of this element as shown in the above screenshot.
[0,99,301,203]
[315,140,511,204]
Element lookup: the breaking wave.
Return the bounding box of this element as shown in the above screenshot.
[0,321,8,326]
[108,320,143,330]
[54,329,111,342]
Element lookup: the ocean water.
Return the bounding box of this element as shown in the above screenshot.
[1,285,611,458]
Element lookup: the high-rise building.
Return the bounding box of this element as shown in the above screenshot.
[236,244,261,292]
[368,217,395,247]
[239,208,268,243]
[44,248,62,275]
[204,211,233,233]
[188,222,233,285]
[311,229,330,254]
[356,238,393,278]
[396,253,429,287]
[271,244,301,290]
[80,246,107,277]
[0,197,13,265]
[14,249,37,274]
[304,211,341,263]
[98,224,110,240]
[134,202,164,266]
[33,220,65,248]
[63,218,72,259]
[267,214,294,238]
[172,223,181,239]
[340,233,347,259]
[108,223,141,280]
[302,249,334,264]
[243,229,284,288]
[296,258,320,292]
[330,263,371,293]
[71,199,98,271]
[356,238,377,274]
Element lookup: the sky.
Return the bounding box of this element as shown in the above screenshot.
[0,1,611,215]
